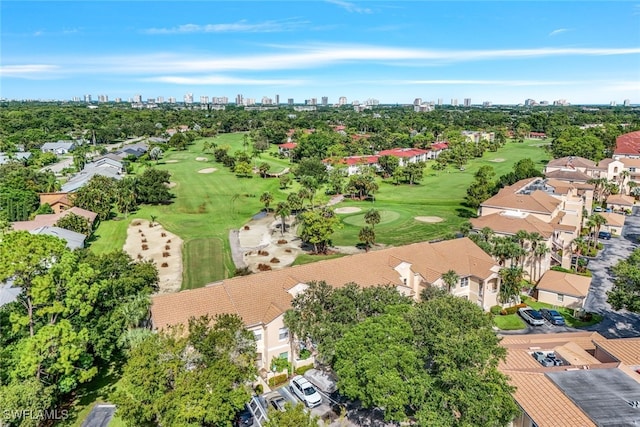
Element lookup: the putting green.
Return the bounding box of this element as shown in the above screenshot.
[342,210,401,226]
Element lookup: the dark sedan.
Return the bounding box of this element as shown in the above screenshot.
[540,308,566,326]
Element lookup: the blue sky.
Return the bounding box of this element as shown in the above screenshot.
[1,1,639,104]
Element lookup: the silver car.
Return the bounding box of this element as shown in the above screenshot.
[289,375,322,408]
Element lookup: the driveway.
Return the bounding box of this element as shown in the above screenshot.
[581,207,640,338]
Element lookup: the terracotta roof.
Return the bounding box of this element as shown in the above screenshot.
[549,211,577,233]
[546,156,596,169]
[506,371,597,427]
[327,155,379,166]
[619,157,640,168]
[378,147,428,158]
[278,142,297,149]
[606,194,635,207]
[39,192,73,207]
[601,212,626,227]
[151,238,497,330]
[614,130,640,155]
[12,207,98,232]
[470,212,554,238]
[544,169,592,182]
[482,188,561,215]
[535,270,591,298]
[595,338,640,366]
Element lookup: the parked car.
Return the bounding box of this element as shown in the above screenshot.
[518,307,545,326]
[264,391,287,412]
[540,308,566,326]
[598,231,612,240]
[234,406,254,427]
[594,206,603,212]
[289,375,322,408]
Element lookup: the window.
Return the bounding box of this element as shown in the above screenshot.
[557,294,564,302]
[491,281,498,293]
[630,167,636,173]
[253,331,262,341]
[279,351,288,360]
[279,327,289,340]
[460,277,469,287]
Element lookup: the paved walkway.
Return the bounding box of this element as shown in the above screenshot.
[81,404,115,427]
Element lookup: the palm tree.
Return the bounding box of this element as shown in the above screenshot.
[591,213,607,248]
[364,209,381,229]
[274,202,291,236]
[358,226,376,251]
[618,170,631,194]
[149,146,163,164]
[260,191,273,212]
[498,266,524,305]
[441,269,459,293]
[533,244,550,281]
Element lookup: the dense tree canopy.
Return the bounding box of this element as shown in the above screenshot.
[608,248,640,312]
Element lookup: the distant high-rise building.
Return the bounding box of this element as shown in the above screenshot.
[482,101,492,107]
[524,99,536,106]
[413,98,422,106]
[115,97,122,103]
[338,96,347,106]
[184,93,194,104]
[97,94,108,102]
[553,99,568,106]
[245,98,255,106]
[261,96,273,105]
[321,96,328,106]
[84,94,92,103]
[464,98,471,107]
[275,94,280,105]
[236,94,244,105]
[310,98,317,105]
[288,98,294,105]
[133,94,142,103]
[168,97,176,104]
[157,96,164,103]
[200,95,209,104]
[437,98,443,106]
[451,98,458,106]
[610,101,617,107]
[72,96,81,102]
[624,99,631,107]
[539,100,549,106]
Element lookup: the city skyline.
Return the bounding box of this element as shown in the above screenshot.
[1,1,639,104]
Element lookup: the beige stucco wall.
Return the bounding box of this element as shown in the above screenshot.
[251,315,291,372]
[537,289,585,309]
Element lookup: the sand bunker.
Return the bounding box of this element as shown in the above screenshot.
[415,216,444,223]
[165,160,179,163]
[490,158,506,163]
[165,182,177,188]
[335,207,362,214]
[123,219,183,294]
[198,168,217,174]
[195,157,208,161]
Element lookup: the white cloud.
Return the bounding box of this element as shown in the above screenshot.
[144,19,308,34]
[326,0,372,14]
[0,64,59,78]
[549,28,570,37]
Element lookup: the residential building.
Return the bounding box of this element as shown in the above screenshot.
[277,142,297,157]
[0,152,32,165]
[613,130,640,158]
[39,193,74,213]
[462,130,495,143]
[41,141,76,154]
[534,270,591,308]
[499,332,640,427]
[338,96,347,106]
[321,96,328,106]
[474,178,587,271]
[599,212,626,235]
[61,156,125,193]
[30,226,86,250]
[624,99,631,107]
[451,98,458,106]
[184,93,193,104]
[605,194,635,212]
[323,155,380,176]
[377,147,428,166]
[464,98,471,107]
[12,206,98,233]
[151,238,502,374]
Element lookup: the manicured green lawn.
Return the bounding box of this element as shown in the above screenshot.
[331,140,551,247]
[493,314,527,330]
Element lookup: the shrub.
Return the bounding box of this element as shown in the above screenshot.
[294,364,314,376]
[142,244,149,250]
[161,232,167,237]
[298,348,311,360]
[503,303,527,315]
[137,229,142,233]
[167,239,171,243]
[490,305,502,315]
[244,225,250,230]
[254,384,263,395]
[285,249,292,253]
[270,257,280,263]
[141,238,147,243]
[277,239,288,244]
[234,267,252,276]
[268,373,288,388]
[257,263,272,271]
[165,245,170,250]
[137,254,143,260]
[162,252,170,257]
[258,250,269,256]
[161,262,168,268]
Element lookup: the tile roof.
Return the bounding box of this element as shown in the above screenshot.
[12,207,98,232]
[606,194,635,207]
[151,238,497,330]
[30,226,86,249]
[278,142,297,149]
[39,193,73,207]
[482,189,561,214]
[595,338,640,366]
[546,156,596,169]
[544,169,592,182]
[470,211,554,238]
[377,147,428,158]
[614,130,640,156]
[535,270,591,298]
[601,212,626,227]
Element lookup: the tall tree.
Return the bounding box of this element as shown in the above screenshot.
[358,225,376,250]
[498,266,524,305]
[441,269,459,293]
[262,402,319,427]
[54,212,92,235]
[136,168,172,204]
[73,175,117,220]
[298,207,341,253]
[364,208,381,229]
[274,201,290,236]
[260,191,274,212]
[608,248,640,313]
